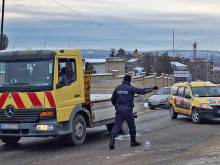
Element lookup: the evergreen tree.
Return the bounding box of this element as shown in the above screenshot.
[116,48,126,57]
[109,48,115,57]
[154,52,173,75]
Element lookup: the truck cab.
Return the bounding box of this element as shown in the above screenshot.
[0,49,88,145]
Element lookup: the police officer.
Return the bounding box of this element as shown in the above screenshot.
[109,75,158,149]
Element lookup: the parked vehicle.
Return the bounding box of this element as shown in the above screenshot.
[147,87,171,109]
[169,81,220,124]
[0,49,145,145]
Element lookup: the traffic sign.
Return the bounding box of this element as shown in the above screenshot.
[0,34,8,50]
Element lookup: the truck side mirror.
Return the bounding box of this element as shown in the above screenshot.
[56,83,62,89]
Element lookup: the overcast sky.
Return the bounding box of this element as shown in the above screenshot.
[2,0,220,51]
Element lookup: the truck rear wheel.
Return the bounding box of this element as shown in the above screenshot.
[106,123,114,133]
[0,136,21,144]
[119,120,129,134]
[106,121,129,134]
[65,114,86,146]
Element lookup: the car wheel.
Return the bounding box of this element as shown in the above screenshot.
[148,105,155,110]
[169,105,178,119]
[0,136,21,144]
[191,108,202,124]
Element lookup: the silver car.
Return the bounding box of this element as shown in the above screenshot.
[147,87,171,110]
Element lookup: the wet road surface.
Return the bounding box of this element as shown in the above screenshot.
[0,109,220,165]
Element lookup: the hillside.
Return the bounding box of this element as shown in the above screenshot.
[80,49,220,60]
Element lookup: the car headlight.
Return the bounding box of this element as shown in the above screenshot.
[201,103,213,109]
[161,98,168,102]
[147,99,151,102]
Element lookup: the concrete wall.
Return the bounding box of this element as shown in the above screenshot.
[92,63,106,73]
[90,72,174,100]
[105,57,125,75]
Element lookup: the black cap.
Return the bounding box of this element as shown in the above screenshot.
[124,75,131,83]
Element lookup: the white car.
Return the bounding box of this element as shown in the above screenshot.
[147,87,171,110]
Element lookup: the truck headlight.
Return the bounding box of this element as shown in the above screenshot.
[201,103,213,109]
[36,125,54,131]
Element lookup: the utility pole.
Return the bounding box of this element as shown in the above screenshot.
[173,29,175,83]
[206,51,209,81]
[173,29,175,57]
[0,0,5,50]
[193,41,197,61]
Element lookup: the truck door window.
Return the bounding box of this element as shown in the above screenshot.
[58,58,76,86]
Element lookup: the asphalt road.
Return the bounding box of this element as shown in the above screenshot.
[0,109,220,165]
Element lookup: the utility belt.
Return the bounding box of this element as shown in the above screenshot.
[116,102,134,108]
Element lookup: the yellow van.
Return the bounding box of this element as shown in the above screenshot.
[169,81,220,124]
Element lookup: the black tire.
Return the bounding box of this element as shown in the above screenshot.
[148,105,155,110]
[65,114,86,146]
[191,108,202,124]
[119,120,129,134]
[169,105,178,119]
[106,123,114,133]
[0,136,21,144]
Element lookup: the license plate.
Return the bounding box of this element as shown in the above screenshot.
[0,124,19,130]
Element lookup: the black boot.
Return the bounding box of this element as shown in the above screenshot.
[109,137,115,149]
[131,136,141,146]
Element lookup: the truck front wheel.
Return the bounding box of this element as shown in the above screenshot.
[0,136,21,144]
[65,114,86,146]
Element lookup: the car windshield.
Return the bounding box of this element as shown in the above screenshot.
[0,58,54,92]
[156,87,171,95]
[191,86,220,97]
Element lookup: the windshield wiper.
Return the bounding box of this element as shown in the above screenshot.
[209,95,220,97]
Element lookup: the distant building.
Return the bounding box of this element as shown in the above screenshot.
[126,58,140,73]
[106,57,125,75]
[171,62,190,82]
[84,59,106,73]
[133,49,143,58]
[83,57,126,75]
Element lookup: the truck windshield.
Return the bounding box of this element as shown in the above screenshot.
[0,58,54,92]
[191,86,220,97]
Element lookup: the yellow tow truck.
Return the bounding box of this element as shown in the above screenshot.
[0,49,144,145]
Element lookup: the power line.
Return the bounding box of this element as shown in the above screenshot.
[51,0,122,36]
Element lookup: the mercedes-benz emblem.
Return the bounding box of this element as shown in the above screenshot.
[5,105,16,117]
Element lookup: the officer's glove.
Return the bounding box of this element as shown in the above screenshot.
[153,86,158,90]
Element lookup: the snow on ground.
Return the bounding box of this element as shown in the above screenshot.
[144,103,149,108]
[90,94,112,101]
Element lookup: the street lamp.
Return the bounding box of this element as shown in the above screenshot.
[0,0,5,50]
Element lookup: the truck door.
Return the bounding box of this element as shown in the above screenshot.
[55,58,82,122]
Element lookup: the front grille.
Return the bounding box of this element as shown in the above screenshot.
[0,109,41,123]
[210,105,220,110]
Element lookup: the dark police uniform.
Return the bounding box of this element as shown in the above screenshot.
[111,80,156,138]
